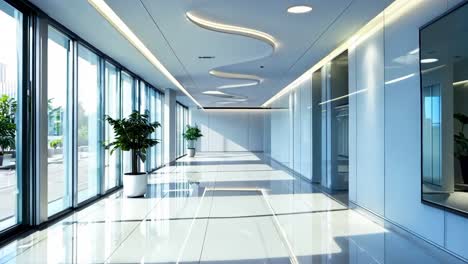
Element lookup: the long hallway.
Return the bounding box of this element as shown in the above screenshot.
[0,152,463,263]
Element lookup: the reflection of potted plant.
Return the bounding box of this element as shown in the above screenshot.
[0,95,16,166]
[105,111,160,197]
[454,113,468,183]
[183,125,203,157]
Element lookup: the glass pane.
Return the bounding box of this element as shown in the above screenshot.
[420,3,468,214]
[0,0,22,231]
[121,72,133,174]
[156,93,163,168]
[77,45,100,203]
[47,26,72,216]
[104,62,119,191]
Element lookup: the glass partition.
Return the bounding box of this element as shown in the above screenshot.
[47,26,72,216]
[121,71,134,174]
[77,44,101,203]
[104,62,120,190]
[421,2,468,215]
[0,0,23,231]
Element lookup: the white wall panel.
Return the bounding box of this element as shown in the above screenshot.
[190,109,264,152]
[383,0,446,246]
[248,112,265,151]
[271,94,291,165]
[354,15,385,216]
[348,46,357,203]
[300,75,313,181]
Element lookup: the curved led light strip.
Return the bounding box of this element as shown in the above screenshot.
[209,70,263,83]
[186,12,279,50]
[88,0,203,108]
[218,81,259,89]
[202,90,247,100]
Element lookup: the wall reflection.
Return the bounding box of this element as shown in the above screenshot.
[421,2,468,214]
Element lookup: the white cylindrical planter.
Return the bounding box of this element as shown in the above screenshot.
[123,172,148,197]
[188,148,196,157]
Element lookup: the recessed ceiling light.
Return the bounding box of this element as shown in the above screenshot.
[287,5,313,14]
[421,58,438,64]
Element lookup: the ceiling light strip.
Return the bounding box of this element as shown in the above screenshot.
[218,81,259,89]
[88,0,203,109]
[209,70,263,83]
[262,0,423,107]
[186,12,278,50]
[454,80,468,86]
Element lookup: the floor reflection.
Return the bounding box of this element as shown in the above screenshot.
[0,152,464,264]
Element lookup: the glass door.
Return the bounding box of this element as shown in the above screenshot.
[0,0,24,232]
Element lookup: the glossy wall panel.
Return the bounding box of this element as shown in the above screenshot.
[271,94,291,166]
[383,0,446,246]
[190,110,264,152]
[352,15,385,216]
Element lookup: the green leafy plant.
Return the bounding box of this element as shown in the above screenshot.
[0,95,16,155]
[183,125,203,149]
[454,113,468,158]
[105,111,160,174]
[49,138,63,149]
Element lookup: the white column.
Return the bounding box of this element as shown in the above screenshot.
[163,88,176,164]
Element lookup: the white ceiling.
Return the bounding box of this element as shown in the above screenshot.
[30,0,394,107]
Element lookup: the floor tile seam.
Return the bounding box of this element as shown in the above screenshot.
[102,192,170,263]
[259,189,299,264]
[196,170,218,263]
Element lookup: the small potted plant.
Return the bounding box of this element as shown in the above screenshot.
[454,113,468,184]
[105,111,160,197]
[0,119,15,166]
[183,125,203,157]
[49,138,63,156]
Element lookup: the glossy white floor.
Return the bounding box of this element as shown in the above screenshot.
[0,152,465,264]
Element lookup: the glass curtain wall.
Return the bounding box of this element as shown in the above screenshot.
[0,0,23,231]
[175,103,188,158]
[76,44,101,203]
[0,0,168,239]
[147,87,163,171]
[121,72,134,174]
[47,26,72,216]
[104,62,120,191]
[139,81,148,171]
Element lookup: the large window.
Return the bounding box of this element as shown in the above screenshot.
[47,26,72,216]
[148,88,163,170]
[421,2,468,215]
[77,45,101,203]
[0,0,169,240]
[0,0,23,231]
[176,103,188,158]
[121,71,134,174]
[104,62,120,191]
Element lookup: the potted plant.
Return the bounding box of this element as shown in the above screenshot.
[105,111,160,197]
[454,113,468,184]
[183,125,203,157]
[49,138,63,157]
[0,95,16,166]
